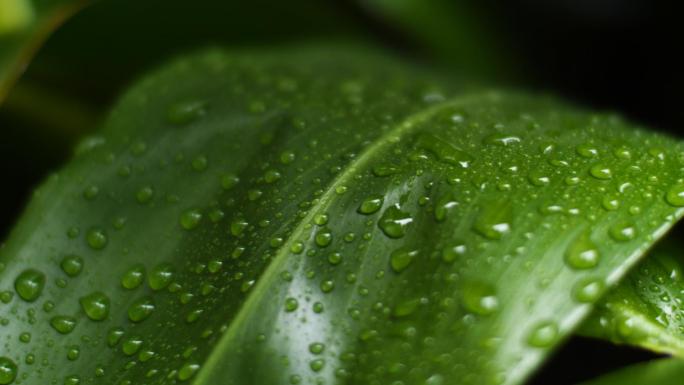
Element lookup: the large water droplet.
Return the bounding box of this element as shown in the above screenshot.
[461,281,499,315]
[121,264,145,289]
[50,315,77,334]
[565,231,600,269]
[665,183,684,206]
[14,269,45,302]
[472,200,512,240]
[0,357,18,385]
[378,204,413,238]
[589,164,612,180]
[128,296,155,322]
[80,292,110,321]
[390,247,419,273]
[148,263,174,290]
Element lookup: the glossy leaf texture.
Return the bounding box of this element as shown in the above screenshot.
[579,235,684,356]
[0,0,89,103]
[2,45,684,385]
[577,359,684,385]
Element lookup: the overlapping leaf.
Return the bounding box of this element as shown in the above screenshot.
[1,45,684,385]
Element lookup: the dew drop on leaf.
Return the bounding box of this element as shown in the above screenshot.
[128,296,155,322]
[572,278,605,303]
[148,263,174,290]
[79,291,110,321]
[0,357,18,385]
[609,221,637,242]
[390,247,419,273]
[472,200,512,240]
[357,195,384,215]
[121,264,145,289]
[14,269,45,302]
[565,231,600,269]
[461,281,499,316]
[50,315,77,334]
[180,209,202,230]
[527,320,559,348]
[378,204,413,238]
[665,183,684,206]
[284,297,299,312]
[589,163,612,180]
[60,255,84,277]
[86,228,108,250]
[167,100,207,125]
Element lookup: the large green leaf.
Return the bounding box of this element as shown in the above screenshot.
[0,0,89,103]
[1,45,684,385]
[579,234,684,356]
[577,358,684,385]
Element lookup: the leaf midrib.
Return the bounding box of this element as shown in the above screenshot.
[192,94,485,384]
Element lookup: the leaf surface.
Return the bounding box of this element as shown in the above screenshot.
[580,235,684,356]
[1,45,684,385]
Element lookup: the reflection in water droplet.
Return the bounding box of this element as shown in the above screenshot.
[378,205,413,239]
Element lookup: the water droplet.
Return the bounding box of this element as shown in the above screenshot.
[309,359,325,372]
[167,100,207,125]
[572,278,605,303]
[128,296,155,322]
[320,280,335,293]
[178,362,200,381]
[0,357,17,385]
[565,231,600,269]
[378,204,413,238]
[442,241,467,263]
[461,281,499,315]
[390,247,419,273]
[121,264,145,289]
[192,155,208,171]
[309,342,325,354]
[527,321,559,347]
[284,297,299,312]
[136,186,154,204]
[314,213,329,226]
[180,209,202,230]
[280,151,296,164]
[417,133,473,167]
[14,269,45,302]
[264,169,281,183]
[372,163,399,176]
[609,221,637,242]
[86,228,107,250]
[472,200,512,240]
[50,315,77,334]
[248,189,263,201]
[221,174,240,190]
[589,164,612,180]
[483,133,522,146]
[83,185,99,200]
[602,195,620,211]
[64,375,80,385]
[576,143,598,158]
[665,183,684,206]
[358,196,384,215]
[148,263,174,290]
[230,218,249,236]
[60,255,83,277]
[315,228,333,247]
[80,292,110,321]
[122,336,143,355]
[434,194,458,222]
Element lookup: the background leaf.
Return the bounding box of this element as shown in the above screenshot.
[579,234,684,356]
[0,0,89,103]
[577,358,684,385]
[2,45,684,385]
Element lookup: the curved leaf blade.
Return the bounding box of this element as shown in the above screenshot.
[577,359,684,385]
[580,236,684,356]
[1,45,684,385]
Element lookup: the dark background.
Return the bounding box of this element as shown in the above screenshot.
[0,1,680,382]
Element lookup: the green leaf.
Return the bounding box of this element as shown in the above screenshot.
[579,235,684,356]
[0,0,89,103]
[1,45,684,385]
[577,359,684,385]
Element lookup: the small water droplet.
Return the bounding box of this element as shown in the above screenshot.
[358,196,384,215]
[148,263,174,290]
[167,100,207,125]
[180,209,202,230]
[136,186,154,204]
[609,221,637,242]
[461,281,499,315]
[589,164,612,180]
[60,255,84,277]
[178,362,200,381]
[315,228,333,247]
[284,297,299,312]
[572,278,605,303]
[417,133,473,167]
[472,200,512,240]
[442,241,467,263]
